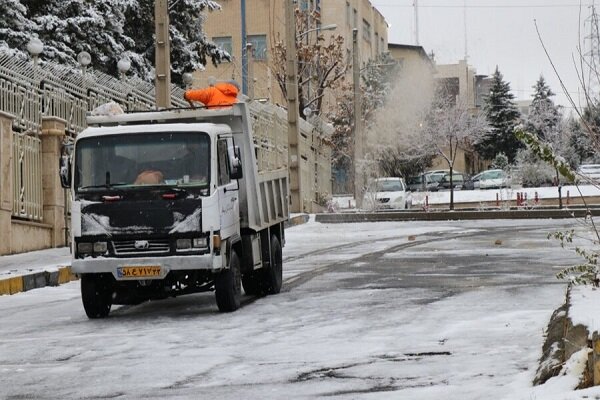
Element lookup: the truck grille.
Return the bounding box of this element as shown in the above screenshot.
[377,198,390,203]
[112,239,170,256]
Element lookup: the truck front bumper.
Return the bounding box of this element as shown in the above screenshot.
[72,253,222,280]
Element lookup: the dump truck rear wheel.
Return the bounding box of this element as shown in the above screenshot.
[264,235,283,295]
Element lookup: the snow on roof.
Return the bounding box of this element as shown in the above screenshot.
[77,123,231,140]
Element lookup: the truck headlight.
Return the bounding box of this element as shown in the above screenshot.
[176,239,192,250]
[192,237,208,248]
[78,242,93,255]
[93,242,108,253]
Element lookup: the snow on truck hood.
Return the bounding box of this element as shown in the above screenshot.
[77,123,231,139]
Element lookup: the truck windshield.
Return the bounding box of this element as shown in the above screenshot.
[75,131,210,192]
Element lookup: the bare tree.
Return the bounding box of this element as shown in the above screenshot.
[271,8,347,118]
[419,97,488,210]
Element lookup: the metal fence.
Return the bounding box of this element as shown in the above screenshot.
[249,100,333,205]
[12,133,42,221]
[0,53,187,136]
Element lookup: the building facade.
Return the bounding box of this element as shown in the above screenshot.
[197,0,388,107]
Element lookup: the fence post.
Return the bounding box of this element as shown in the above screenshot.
[0,111,15,255]
[41,117,66,248]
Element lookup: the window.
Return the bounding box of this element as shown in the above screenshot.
[353,9,358,29]
[362,19,371,42]
[217,139,230,186]
[213,36,232,60]
[247,34,267,61]
[375,32,379,53]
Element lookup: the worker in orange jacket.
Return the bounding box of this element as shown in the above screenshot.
[184,80,240,108]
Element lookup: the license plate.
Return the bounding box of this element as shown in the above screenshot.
[117,266,161,278]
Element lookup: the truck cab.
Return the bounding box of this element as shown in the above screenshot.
[62,104,288,317]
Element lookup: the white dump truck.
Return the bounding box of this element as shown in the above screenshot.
[60,102,289,318]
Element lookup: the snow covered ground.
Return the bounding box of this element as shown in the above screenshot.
[1,218,599,398]
[332,185,600,210]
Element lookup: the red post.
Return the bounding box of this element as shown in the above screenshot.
[496,192,499,207]
[535,191,539,205]
[517,192,521,206]
[567,190,570,206]
[425,195,429,211]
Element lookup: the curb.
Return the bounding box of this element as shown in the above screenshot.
[286,214,310,228]
[0,266,78,296]
[315,209,600,223]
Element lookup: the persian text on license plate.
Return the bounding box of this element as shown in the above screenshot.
[117,266,161,278]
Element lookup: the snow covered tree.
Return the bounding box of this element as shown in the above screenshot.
[475,67,522,162]
[566,117,597,166]
[491,152,508,169]
[0,0,228,83]
[524,75,561,142]
[124,0,227,84]
[0,0,35,55]
[419,96,487,209]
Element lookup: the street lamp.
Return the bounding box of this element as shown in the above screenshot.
[296,24,337,40]
[77,51,91,73]
[182,72,194,89]
[26,38,44,67]
[117,57,131,80]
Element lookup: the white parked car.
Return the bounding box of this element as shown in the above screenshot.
[578,164,600,183]
[472,169,509,189]
[362,177,410,210]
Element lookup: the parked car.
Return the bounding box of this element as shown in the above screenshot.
[470,169,509,189]
[578,164,600,183]
[437,172,467,190]
[423,170,450,192]
[362,177,409,210]
[406,173,441,192]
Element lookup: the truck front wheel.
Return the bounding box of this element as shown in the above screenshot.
[215,250,241,312]
[81,273,113,319]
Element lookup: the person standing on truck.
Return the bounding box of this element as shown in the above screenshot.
[184,78,240,108]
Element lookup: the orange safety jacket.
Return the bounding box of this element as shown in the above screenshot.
[183,82,239,107]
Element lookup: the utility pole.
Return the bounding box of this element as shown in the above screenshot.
[414,0,420,45]
[241,0,248,95]
[352,28,363,204]
[246,43,254,100]
[285,0,303,212]
[155,0,171,108]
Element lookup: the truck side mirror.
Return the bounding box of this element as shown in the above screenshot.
[59,154,71,188]
[228,145,243,180]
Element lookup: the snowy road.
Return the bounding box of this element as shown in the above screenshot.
[0,219,586,399]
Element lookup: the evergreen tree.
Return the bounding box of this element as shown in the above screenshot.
[0,0,35,55]
[0,0,227,83]
[524,75,561,141]
[475,66,522,162]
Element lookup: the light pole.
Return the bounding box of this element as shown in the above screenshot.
[352,28,363,205]
[182,72,194,90]
[295,24,337,40]
[285,0,303,213]
[77,51,91,74]
[155,0,171,108]
[117,57,131,80]
[26,38,43,67]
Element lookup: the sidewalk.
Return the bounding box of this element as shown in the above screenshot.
[0,247,75,295]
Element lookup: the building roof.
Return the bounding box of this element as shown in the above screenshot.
[387,43,433,66]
